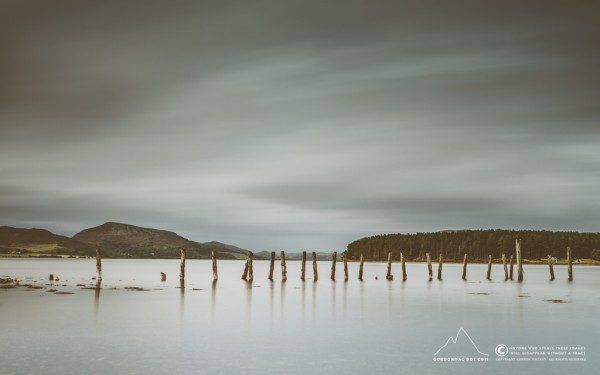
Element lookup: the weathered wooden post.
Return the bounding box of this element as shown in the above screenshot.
[401,252,407,281]
[49,274,54,281]
[462,253,468,281]
[358,253,364,281]
[516,239,523,282]
[301,251,307,281]
[548,255,555,281]
[437,253,443,281]
[386,252,393,280]
[96,247,102,282]
[160,272,166,282]
[509,254,514,280]
[312,251,318,281]
[486,255,492,280]
[331,252,337,281]
[502,254,508,281]
[241,254,249,280]
[567,247,573,281]
[281,251,287,282]
[212,251,218,281]
[426,253,432,281]
[180,248,186,289]
[268,251,275,281]
[247,251,254,282]
[343,252,349,281]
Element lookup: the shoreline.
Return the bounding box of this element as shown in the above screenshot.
[1,254,599,266]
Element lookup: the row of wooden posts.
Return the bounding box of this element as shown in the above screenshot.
[92,240,574,288]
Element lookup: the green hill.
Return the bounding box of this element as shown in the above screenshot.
[0,226,94,256]
[73,222,248,259]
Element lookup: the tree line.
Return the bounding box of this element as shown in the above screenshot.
[346,230,600,261]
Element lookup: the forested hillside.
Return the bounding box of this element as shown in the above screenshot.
[346,230,600,261]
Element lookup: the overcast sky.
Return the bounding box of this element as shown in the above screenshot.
[1,1,599,251]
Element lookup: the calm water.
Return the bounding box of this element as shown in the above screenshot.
[1,258,598,374]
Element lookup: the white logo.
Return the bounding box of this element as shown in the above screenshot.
[495,344,508,357]
[433,327,489,357]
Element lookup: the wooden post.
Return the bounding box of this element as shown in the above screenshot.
[343,252,349,281]
[312,251,318,281]
[509,254,514,280]
[301,251,307,281]
[567,247,573,281]
[426,253,432,281]
[248,251,254,282]
[437,253,443,280]
[241,255,249,280]
[160,272,166,282]
[96,247,102,282]
[268,251,275,281]
[281,251,287,282]
[401,252,407,281]
[386,252,393,281]
[212,251,218,281]
[486,254,492,280]
[180,248,186,288]
[358,253,364,281]
[462,253,467,281]
[516,239,523,282]
[49,274,54,281]
[502,254,508,281]
[548,255,555,281]
[331,252,337,281]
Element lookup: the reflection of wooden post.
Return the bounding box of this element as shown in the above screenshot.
[386,252,393,281]
[462,253,468,281]
[312,252,318,281]
[426,253,432,281]
[502,254,508,281]
[343,252,349,281]
[509,255,514,280]
[268,252,275,281]
[437,253,443,280]
[516,239,523,282]
[401,252,407,281]
[160,272,166,282]
[486,255,492,280]
[567,247,573,281]
[212,251,218,281]
[331,252,337,281]
[358,254,364,281]
[180,248,186,288]
[548,255,555,281]
[281,251,287,282]
[248,251,254,282]
[96,247,102,282]
[301,251,307,281]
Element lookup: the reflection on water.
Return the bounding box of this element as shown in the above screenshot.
[180,285,184,324]
[211,280,217,323]
[301,281,306,326]
[312,280,317,323]
[269,280,274,325]
[0,258,598,375]
[94,283,101,324]
[280,278,286,322]
[245,280,252,324]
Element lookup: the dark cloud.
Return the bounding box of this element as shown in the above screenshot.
[1,1,599,251]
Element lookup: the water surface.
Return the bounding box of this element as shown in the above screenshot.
[1,259,597,374]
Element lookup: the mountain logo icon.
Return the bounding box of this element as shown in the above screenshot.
[433,327,489,357]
